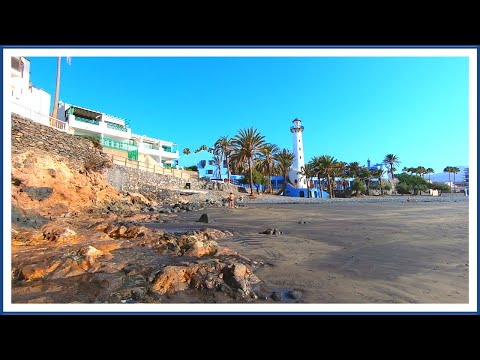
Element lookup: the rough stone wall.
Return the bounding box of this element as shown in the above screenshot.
[11,114,102,169]
[105,164,200,192]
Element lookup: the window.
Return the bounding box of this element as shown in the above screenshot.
[299,140,301,142]
[208,160,214,165]
[299,156,301,159]
[11,57,21,72]
[299,148,301,151]
[207,170,213,175]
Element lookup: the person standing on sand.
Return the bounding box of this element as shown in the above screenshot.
[229,192,235,209]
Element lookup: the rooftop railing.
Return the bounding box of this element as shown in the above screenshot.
[106,122,128,132]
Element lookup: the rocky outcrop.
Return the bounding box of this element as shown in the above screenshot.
[12,223,267,302]
[150,258,261,299]
[15,245,107,281]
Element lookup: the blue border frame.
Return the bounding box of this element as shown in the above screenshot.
[1,45,478,315]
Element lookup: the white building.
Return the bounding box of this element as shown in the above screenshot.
[57,102,179,167]
[9,56,179,169]
[10,56,51,125]
[288,118,307,188]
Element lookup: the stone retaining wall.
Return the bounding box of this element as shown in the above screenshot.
[105,164,200,192]
[11,114,99,165]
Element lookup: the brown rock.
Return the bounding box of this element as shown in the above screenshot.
[233,263,248,278]
[151,266,194,295]
[183,240,218,258]
[77,245,104,259]
[19,261,62,281]
[215,246,238,257]
[117,225,128,236]
[104,224,119,237]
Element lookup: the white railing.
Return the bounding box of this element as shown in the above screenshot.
[11,101,69,133]
[131,133,177,148]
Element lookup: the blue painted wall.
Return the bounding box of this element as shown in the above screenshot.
[285,182,330,198]
[178,150,228,179]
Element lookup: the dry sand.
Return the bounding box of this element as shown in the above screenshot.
[161,200,469,303]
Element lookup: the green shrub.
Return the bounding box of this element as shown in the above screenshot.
[396,182,412,195]
[84,154,112,173]
[429,182,450,191]
[351,178,365,195]
[81,135,102,150]
[396,173,430,195]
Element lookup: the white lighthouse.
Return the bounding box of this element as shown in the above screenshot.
[288,118,306,188]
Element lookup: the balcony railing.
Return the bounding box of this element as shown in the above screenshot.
[106,122,128,132]
[11,101,69,133]
[100,137,137,152]
[142,143,160,150]
[75,116,99,126]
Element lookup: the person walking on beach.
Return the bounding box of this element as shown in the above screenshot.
[229,192,235,209]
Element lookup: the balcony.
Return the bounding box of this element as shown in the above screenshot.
[142,143,160,150]
[137,143,179,159]
[69,115,131,139]
[69,116,100,133]
[76,116,100,126]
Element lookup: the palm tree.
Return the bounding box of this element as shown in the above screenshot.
[232,128,266,196]
[371,168,385,195]
[183,148,191,155]
[425,167,434,181]
[347,161,361,179]
[214,136,234,184]
[273,148,294,195]
[359,167,373,195]
[451,166,460,193]
[297,163,316,198]
[331,161,346,198]
[319,155,337,198]
[311,156,326,197]
[258,143,279,194]
[443,166,453,191]
[415,166,426,178]
[383,154,400,179]
[51,57,61,119]
[196,145,208,152]
[212,153,223,179]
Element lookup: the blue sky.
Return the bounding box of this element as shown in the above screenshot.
[28,55,469,173]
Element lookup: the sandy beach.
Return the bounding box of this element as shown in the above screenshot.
[156,200,469,303]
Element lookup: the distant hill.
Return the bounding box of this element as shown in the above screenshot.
[426,166,468,183]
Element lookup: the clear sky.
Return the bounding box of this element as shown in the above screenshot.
[27,55,470,173]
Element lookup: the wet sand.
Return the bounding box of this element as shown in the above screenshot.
[165,201,469,303]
